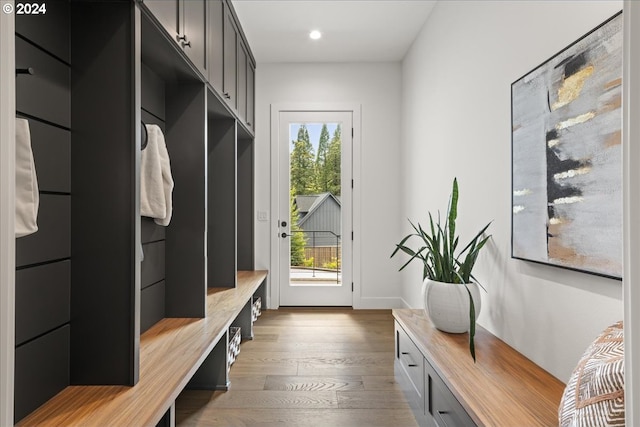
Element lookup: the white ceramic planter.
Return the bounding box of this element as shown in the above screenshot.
[421,278,481,333]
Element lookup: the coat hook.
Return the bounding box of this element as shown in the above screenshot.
[16,67,35,75]
[141,121,148,150]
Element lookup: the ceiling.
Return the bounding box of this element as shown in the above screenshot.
[231,0,437,63]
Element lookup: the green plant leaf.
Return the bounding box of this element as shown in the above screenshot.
[458,222,492,256]
[464,284,477,363]
[448,178,458,259]
[390,232,416,257]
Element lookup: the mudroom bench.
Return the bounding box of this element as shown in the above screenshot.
[393,309,565,427]
[17,270,267,427]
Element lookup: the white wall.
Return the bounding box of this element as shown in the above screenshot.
[400,1,623,382]
[255,62,404,308]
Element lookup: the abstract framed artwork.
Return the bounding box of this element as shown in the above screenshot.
[511,12,623,280]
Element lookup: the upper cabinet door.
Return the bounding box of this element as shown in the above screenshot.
[181,0,206,76]
[237,41,247,122]
[208,0,224,91]
[223,4,237,110]
[247,62,255,131]
[144,0,179,40]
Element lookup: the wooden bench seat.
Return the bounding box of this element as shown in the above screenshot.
[17,270,268,427]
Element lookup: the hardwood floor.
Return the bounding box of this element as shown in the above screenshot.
[175,308,418,427]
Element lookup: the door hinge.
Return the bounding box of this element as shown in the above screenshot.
[352,128,354,137]
[351,179,354,189]
[352,282,354,292]
[351,231,354,240]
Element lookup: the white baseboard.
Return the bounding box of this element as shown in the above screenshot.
[353,296,410,309]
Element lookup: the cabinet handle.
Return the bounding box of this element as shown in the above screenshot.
[400,351,418,367]
[176,34,191,48]
[247,122,252,126]
[16,67,35,75]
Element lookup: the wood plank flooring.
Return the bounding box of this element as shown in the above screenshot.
[175,308,418,427]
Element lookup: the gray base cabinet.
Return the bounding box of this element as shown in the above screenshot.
[395,321,476,427]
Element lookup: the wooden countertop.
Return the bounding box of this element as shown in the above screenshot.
[18,270,268,427]
[393,309,565,427]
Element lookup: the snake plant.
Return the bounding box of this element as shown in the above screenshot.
[391,178,491,361]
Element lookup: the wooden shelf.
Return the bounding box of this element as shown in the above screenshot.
[17,270,268,427]
[393,309,565,427]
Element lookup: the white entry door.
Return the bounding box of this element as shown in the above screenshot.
[277,111,353,306]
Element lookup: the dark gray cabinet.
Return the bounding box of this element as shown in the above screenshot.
[247,60,255,130]
[395,321,476,427]
[145,0,255,133]
[237,41,256,131]
[220,2,255,131]
[222,3,237,110]
[181,0,207,75]
[395,323,430,427]
[208,0,224,90]
[237,41,247,122]
[144,0,207,75]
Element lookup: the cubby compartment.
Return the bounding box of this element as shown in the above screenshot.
[207,96,238,288]
[163,81,207,318]
[237,132,255,271]
[139,13,209,326]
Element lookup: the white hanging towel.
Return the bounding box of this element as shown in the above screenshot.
[15,118,39,238]
[140,124,174,226]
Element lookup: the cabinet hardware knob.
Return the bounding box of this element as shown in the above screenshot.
[182,40,191,48]
[280,221,287,227]
[224,92,231,99]
[177,34,187,42]
[247,122,252,126]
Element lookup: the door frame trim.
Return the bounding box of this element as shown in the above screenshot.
[0,4,15,425]
[269,103,361,309]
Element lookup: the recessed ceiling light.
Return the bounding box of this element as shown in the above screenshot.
[309,30,322,40]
